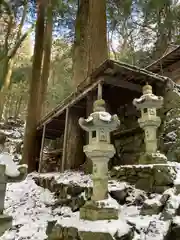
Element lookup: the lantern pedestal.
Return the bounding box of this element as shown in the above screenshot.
[80,141,119,221]
[138,117,161,154]
[84,143,115,201]
[80,198,119,221]
[0,153,27,237]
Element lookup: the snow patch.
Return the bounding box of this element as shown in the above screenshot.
[0,153,27,177]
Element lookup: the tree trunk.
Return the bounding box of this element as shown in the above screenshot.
[0,59,14,120]
[66,107,85,170]
[68,0,108,173]
[22,0,46,172]
[72,0,107,87]
[14,96,22,120]
[87,0,108,76]
[38,0,53,120]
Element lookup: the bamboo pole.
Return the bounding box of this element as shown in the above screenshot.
[61,107,69,172]
[38,124,46,172]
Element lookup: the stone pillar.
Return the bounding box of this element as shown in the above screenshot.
[0,154,27,236]
[0,165,6,214]
[92,158,109,201]
[79,99,120,220]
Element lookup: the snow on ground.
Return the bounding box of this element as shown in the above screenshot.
[1,159,180,239]
[0,174,132,240]
[0,170,176,240]
[1,175,56,240]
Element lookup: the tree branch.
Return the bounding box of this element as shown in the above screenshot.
[15,0,28,40]
[0,23,35,63]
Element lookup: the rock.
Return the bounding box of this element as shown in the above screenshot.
[15,141,23,154]
[47,224,64,240]
[160,193,170,205]
[114,227,134,240]
[135,177,153,192]
[153,165,176,186]
[110,189,129,205]
[46,221,133,240]
[84,187,93,200]
[46,220,57,236]
[67,185,84,197]
[67,226,79,239]
[139,152,167,164]
[141,198,163,216]
[79,231,114,240]
[153,186,170,194]
[0,214,12,236]
[70,196,85,212]
[161,196,180,220]
[133,193,146,206]
[165,219,180,240]
[0,133,6,145]
[175,184,180,195]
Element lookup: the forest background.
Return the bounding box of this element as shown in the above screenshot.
[0,0,180,170]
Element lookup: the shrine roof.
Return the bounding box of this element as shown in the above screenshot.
[146,45,180,73]
[37,59,171,138]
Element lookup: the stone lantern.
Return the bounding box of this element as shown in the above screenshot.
[0,153,27,236]
[133,84,166,164]
[79,98,120,221]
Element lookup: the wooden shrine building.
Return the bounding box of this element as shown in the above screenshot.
[146,44,180,82]
[35,58,174,173]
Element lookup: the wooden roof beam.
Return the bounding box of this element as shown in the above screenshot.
[104,76,142,93]
[37,78,102,128]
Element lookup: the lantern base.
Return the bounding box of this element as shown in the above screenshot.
[0,214,12,236]
[80,199,119,221]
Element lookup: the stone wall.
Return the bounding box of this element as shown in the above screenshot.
[46,222,134,240]
[111,164,176,193]
[33,175,92,212]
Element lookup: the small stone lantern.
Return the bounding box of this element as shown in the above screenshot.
[133,84,163,154]
[133,84,167,164]
[79,99,120,221]
[0,153,27,236]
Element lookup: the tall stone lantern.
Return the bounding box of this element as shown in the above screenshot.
[79,98,120,221]
[0,153,27,236]
[133,84,166,164]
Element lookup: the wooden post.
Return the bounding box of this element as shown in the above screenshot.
[98,82,103,100]
[61,107,69,172]
[66,107,85,170]
[38,124,46,173]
